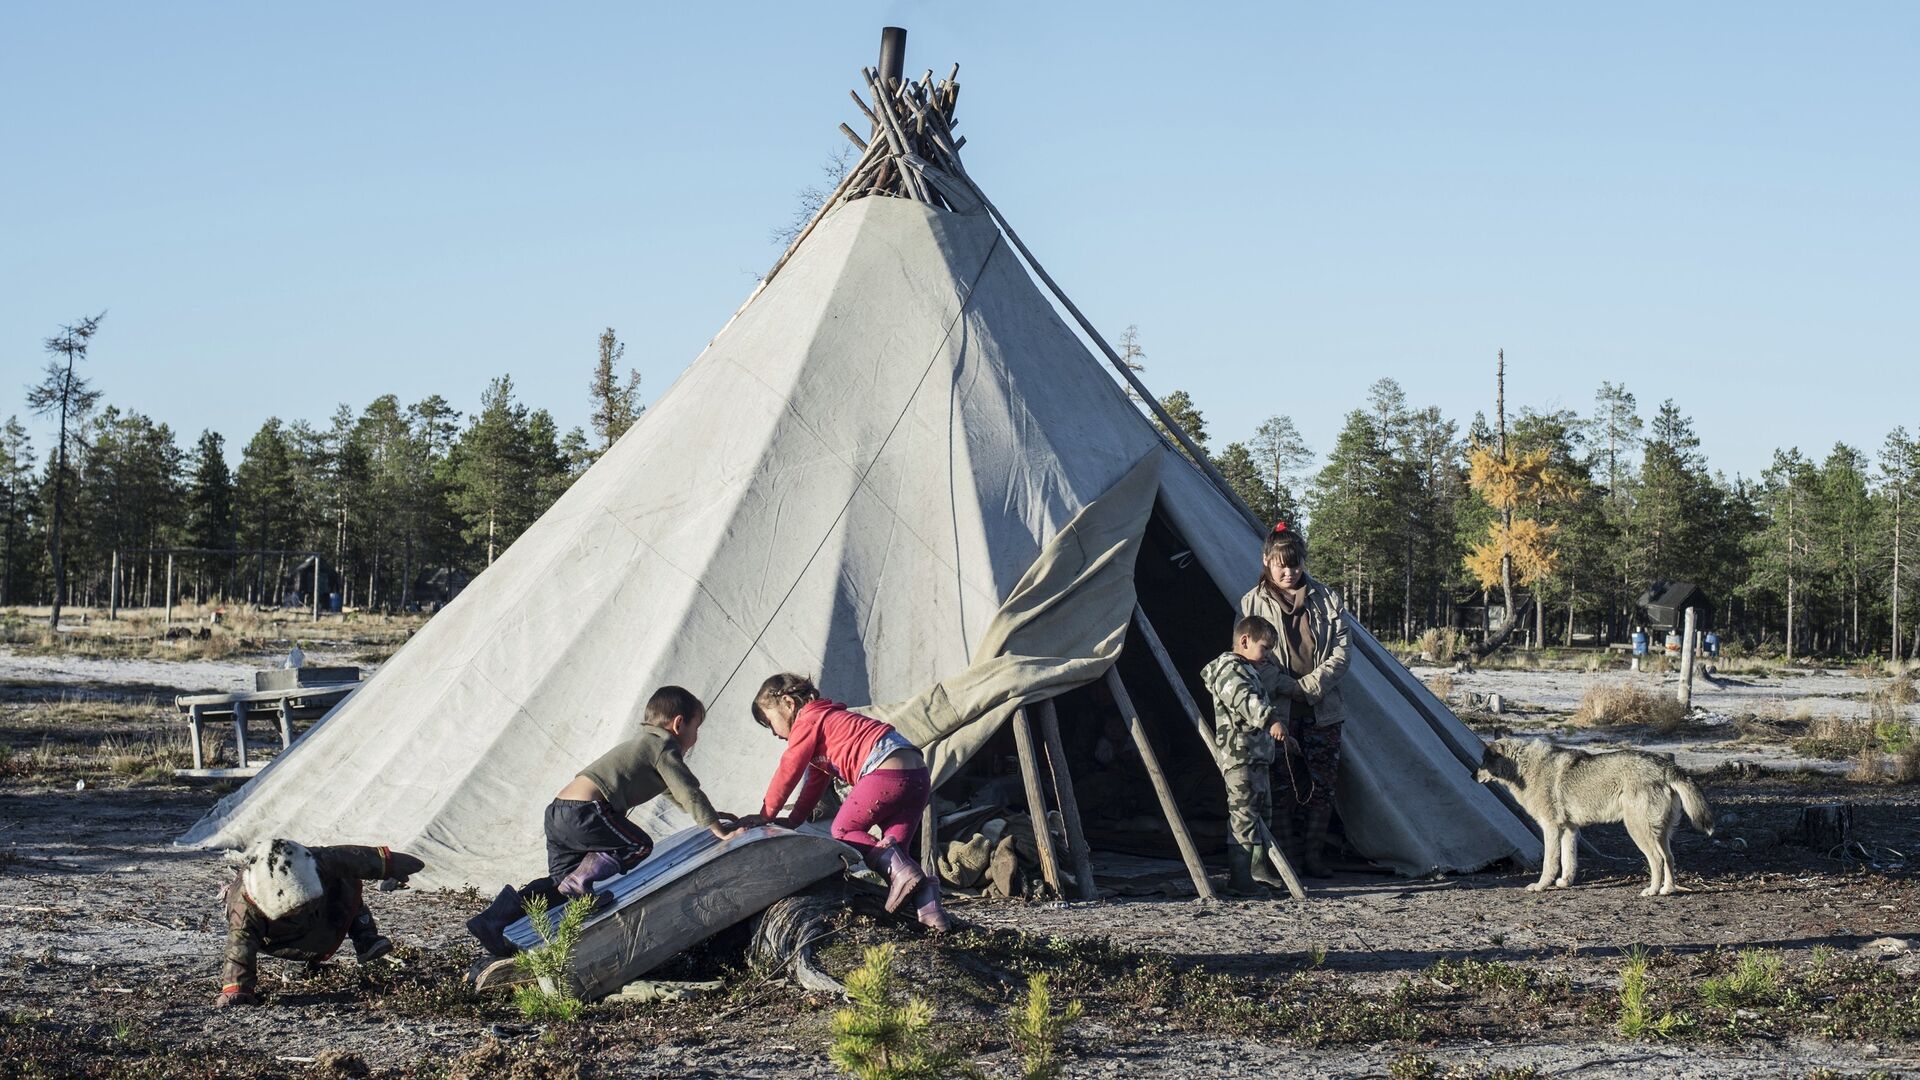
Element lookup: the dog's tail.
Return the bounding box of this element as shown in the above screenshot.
[1666,770,1714,836]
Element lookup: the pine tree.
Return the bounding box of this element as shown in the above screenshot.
[1816,443,1873,654]
[27,313,105,627]
[233,419,302,603]
[1249,414,1312,527]
[185,431,235,599]
[1153,390,1209,464]
[587,327,643,457]
[0,418,37,606]
[1215,442,1280,526]
[1749,448,1819,657]
[452,376,548,565]
[1879,428,1920,661]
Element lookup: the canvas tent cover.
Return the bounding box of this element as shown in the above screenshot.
[182,196,1533,886]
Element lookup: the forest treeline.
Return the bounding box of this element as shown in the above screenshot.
[4,321,641,617]
[5,317,1917,661]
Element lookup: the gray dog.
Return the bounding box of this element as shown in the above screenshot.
[1476,737,1714,896]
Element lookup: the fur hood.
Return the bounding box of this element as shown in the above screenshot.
[229,838,324,919]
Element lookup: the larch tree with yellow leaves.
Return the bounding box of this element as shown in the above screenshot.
[1467,351,1577,655]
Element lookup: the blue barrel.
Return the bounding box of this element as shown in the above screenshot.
[1703,632,1719,658]
[1632,630,1649,656]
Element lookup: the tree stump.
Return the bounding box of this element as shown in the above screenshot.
[1788,803,1854,854]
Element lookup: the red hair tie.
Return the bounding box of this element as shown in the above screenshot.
[1272,521,1290,534]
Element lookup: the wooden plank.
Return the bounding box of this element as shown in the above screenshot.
[174,767,262,780]
[1035,698,1096,901]
[1130,604,1306,901]
[1009,707,1064,897]
[1103,667,1216,901]
[176,684,357,709]
[277,699,295,749]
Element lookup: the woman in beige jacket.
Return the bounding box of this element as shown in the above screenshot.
[1237,522,1350,877]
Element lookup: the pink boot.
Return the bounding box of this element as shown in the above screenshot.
[910,875,952,932]
[875,843,926,914]
[558,851,621,897]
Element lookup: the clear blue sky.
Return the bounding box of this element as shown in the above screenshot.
[5,4,1915,482]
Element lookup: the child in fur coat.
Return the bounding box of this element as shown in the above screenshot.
[215,837,425,1007]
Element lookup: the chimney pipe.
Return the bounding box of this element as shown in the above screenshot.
[878,26,906,89]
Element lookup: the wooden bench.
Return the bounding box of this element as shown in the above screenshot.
[174,683,360,778]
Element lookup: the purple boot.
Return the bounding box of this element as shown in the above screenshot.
[875,843,926,914]
[910,875,952,932]
[558,851,622,898]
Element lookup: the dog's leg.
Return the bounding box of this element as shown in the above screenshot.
[1659,805,1687,894]
[1528,825,1561,892]
[1624,814,1665,897]
[1557,828,1578,887]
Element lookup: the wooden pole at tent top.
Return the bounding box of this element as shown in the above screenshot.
[1103,667,1217,900]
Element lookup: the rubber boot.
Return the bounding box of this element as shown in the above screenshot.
[1249,842,1288,890]
[1223,843,1265,898]
[466,885,522,957]
[909,874,952,932]
[876,843,927,914]
[558,851,622,897]
[1301,805,1334,879]
[349,911,392,963]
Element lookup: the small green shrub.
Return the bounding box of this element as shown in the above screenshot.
[1010,973,1082,1080]
[830,943,964,1080]
[510,893,593,1023]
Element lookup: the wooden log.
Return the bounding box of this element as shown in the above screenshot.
[1104,667,1217,900]
[1010,707,1065,897]
[837,123,868,153]
[863,69,929,203]
[1129,604,1306,900]
[1036,698,1097,900]
[847,88,877,125]
[276,699,295,750]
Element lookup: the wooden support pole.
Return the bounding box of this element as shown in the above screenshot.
[232,705,249,770]
[920,798,937,877]
[1036,698,1097,900]
[109,550,119,620]
[1130,605,1307,901]
[1677,606,1698,710]
[1009,706,1065,898]
[277,699,295,750]
[311,558,321,622]
[1103,667,1217,901]
[188,704,206,771]
[164,554,174,628]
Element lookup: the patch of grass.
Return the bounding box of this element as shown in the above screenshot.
[1417,628,1468,664]
[1699,950,1784,1009]
[1795,715,1878,760]
[1573,682,1687,734]
[1617,946,1693,1040]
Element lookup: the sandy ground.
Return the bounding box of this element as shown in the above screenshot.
[1,648,1916,1078]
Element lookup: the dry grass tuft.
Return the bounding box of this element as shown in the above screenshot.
[1884,670,1917,705]
[1428,672,1455,703]
[1572,682,1687,734]
[1416,628,1467,664]
[1847,747,1885,784]
[1893,744,1920,785]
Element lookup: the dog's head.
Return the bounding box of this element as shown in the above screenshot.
[1474,737,1534,790]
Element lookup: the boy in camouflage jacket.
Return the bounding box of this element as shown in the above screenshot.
[1200,615,1294,896]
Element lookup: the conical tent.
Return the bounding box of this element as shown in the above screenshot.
[182,51,1534,889]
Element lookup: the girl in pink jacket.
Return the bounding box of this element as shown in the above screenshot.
[753,673,950,931]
